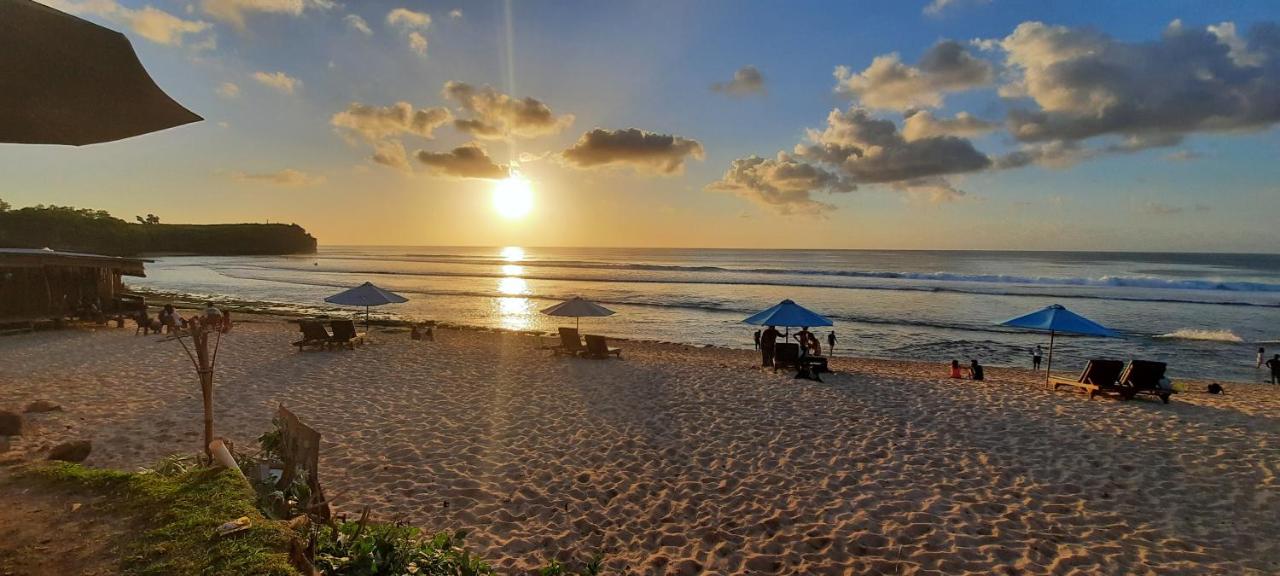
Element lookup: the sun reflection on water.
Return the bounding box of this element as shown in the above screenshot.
[501,264,524,277]
[495,267,532,330]
[501,246,525,262]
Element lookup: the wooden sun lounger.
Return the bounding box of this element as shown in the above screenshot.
[551,327,586,356]
[1050,359,1124,399]
[1116,360,1173,403]
[293,320,332,351]
[328,319,365,349]
[583,334,622,359]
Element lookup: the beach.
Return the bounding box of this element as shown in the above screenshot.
[1,318,1277,574]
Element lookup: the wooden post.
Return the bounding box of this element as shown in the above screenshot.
[172,316,222,461]
[1045,330,1055,388]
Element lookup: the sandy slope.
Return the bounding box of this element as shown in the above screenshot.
[1,320,1277,574]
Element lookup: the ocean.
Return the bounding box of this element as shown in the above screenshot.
[132,247,1280,382]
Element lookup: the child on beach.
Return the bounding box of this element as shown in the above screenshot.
[1032,345,1043,371]
[950,360,962,379]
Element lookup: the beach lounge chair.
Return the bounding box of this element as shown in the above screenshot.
[773,343,800,373]
[1116,360,1173,403]
[582,334,622,359]
[328,319,365,349]
[551,327,586,356]
[1050,359,1124,399]
[293,320,332,351]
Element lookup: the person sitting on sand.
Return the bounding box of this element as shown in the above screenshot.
[760,325,781,367]
[1267,354,1280,385]
[968,359,985,381]
[950,360,963,379]
[159,304,180,333]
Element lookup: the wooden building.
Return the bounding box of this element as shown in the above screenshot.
[0,248,147,323]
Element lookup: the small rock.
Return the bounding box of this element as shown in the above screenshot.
[24,400,63,414]
[48,440,92,463]
[0,411,24,436]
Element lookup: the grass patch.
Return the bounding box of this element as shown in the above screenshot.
[23,461,300,576]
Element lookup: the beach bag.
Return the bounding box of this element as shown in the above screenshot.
[1207,383,1224,395]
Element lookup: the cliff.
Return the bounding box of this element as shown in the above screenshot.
[0,204,317,256]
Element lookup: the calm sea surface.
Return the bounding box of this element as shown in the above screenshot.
[133,247,1280,382]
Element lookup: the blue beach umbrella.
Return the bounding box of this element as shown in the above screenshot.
[743,299,833,331]
[324,282,408,330]
[999,304,1118,385]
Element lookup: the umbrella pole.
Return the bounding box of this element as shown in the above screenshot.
[365,305,370,333]
[1045,330,1055,388]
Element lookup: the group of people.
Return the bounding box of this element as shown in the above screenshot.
[137,302,231,335]
[950,359,985,381]
[753,326,835,367]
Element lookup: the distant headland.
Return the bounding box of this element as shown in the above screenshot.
[0,200,317,256]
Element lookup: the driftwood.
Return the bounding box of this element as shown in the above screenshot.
[275,405,331,521]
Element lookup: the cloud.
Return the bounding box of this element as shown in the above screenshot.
[414,144,509,179]
[713,106,990,213]
[449,9,462,19]
[834,40,994,110]
[372,141,410,171]
[706,153,852,214]
[408,31,428,56]
[795,107,991,183]
[330,102,452,143]
[561,128,705,174]
[443,81,574,139]
[1136,201,1212,216]
[201,0,331,30]
[902,110,997,140]
[232,168,325,187]
[923,0,990,17]
[998,20,1280,146]
[891,178,969,204]
[216,82,240,98]
[712,65,765,96]
[1165,149,1203,162]
[344,14,372,35]
[252,71,301,94]
[993,140,1094,169]
[387,7,430,28]
[46,0,212,46]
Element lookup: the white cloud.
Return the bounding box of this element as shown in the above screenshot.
[232,168,325,187]
[923,0,990,17]
[408,31,428,56]
[712,65,765,96]
[834,40,994,110]
[46,0,212,46]
[252,71,301,94]
[201,0,309,29]
[386,7,430,29]
[344,14,372,35]
[330,102,452,143]
[216,82,241,98]
[449,9,462,19]
[902,111,997,141]
[443,81,575,139]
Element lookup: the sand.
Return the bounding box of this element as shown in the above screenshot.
[1,319,1277,574]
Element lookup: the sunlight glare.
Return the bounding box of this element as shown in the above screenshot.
[500,246,525,262]
[492,176,534,220]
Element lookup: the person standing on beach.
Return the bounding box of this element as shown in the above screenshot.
[760,325,781,367]
[753,330,761,350]
[1258,347,1266,369]
[1267,354,1280,384]
[1032,345,1043,371]
[828,331,837,354]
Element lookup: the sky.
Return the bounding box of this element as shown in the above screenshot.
[4,0,1280,252]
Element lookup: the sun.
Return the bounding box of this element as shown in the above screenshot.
[492,175,534,220]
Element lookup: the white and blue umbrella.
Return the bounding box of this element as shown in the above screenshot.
[999,304,1118,385]
[743,299,833,328]
[324,282,408,330]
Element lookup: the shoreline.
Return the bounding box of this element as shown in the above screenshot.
[130,286,1254,386]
